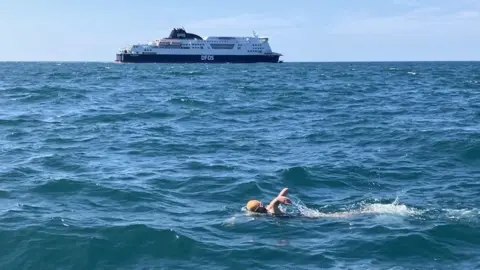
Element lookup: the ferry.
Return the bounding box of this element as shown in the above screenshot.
[115,27,282,63]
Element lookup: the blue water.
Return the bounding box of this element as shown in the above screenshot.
[0,61,479,270]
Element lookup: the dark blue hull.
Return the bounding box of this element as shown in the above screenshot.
[116,53,281,63]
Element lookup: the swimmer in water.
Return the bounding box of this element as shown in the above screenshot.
[245,187,292,215]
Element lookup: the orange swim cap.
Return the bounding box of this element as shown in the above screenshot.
[246,200,262,211]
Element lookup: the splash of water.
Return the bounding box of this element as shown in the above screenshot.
[288,197,420,219]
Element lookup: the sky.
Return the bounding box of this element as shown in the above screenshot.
[0,0,479,62]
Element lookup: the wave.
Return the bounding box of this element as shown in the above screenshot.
[168,97,213,107]
[0,117,47,126]
[31,178,87,194]
[66,111,174,127]
[0,190,9,198]
[0,224,214,270]
[460,142,480,162]
[2,86,86,102]
[164,70,209,76]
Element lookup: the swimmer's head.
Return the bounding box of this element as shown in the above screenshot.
[246,200,267,213]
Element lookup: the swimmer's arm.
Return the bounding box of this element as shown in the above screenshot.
[278,188,288,197]
[266,197,283,215]
[266,188,291,215]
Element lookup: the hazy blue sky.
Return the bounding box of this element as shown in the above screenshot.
[1,0,479,61]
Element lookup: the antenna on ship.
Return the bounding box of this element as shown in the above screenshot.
[253,30,258,37]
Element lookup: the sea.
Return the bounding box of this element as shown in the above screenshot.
[0,61,479,270]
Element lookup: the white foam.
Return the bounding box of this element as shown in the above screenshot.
[358,202,417,216]
[443,208,480,221]
[221,215,238,227]
[292,198,420,219]
[222,210,259,226]
[61,218,69,227]
[297,205,352,218]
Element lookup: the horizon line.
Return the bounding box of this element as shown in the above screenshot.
[1,60,480,63]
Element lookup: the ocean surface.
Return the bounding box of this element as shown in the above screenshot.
[0,61,479,270]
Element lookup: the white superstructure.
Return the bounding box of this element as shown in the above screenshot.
[120,29,279,56]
